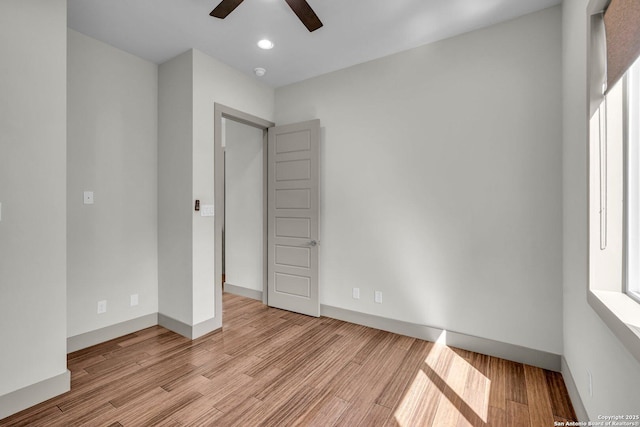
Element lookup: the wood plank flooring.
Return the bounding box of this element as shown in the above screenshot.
[1,293,576,426]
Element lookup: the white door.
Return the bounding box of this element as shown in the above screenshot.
[268,120,320,317]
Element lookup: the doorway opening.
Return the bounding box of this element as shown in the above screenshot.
[214,104,274,321]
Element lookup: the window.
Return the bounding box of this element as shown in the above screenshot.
[626,57,640,303]
[589,76,624,298]
[586,0,640,366]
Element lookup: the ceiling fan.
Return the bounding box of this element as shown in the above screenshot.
[210,0,323,32]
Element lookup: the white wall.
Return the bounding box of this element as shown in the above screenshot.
[562,0,640,417]
[0,0,68,408]
[191,49,274,327]
[275,6,563,354]
[225,119,265,293]
[158,51,194,326]
[158,49,274,333]
[67,30,158,337]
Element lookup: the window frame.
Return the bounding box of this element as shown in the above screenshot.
[625,58,640,304]
[586,3,640,364]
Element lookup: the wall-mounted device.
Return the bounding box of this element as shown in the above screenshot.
[195,200,200,211]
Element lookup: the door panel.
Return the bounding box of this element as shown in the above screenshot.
[268,120,320,317]
[275,159,311,181]
[275,131,311,153]
[275,189,311,209]
[275,217,310,238]
[276,245,311,268]
[275,273,310,297]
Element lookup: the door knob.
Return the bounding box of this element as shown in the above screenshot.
[308,240,317,247]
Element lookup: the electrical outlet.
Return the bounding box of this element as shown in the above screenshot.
[375,291,383,304]
[352,288,360,299]
[84,191,94,205]
[97,300,107,314]
[130,294,139,306]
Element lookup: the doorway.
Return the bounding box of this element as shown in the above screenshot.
[214,104,321,321]
[223,118,265,298]
[214,104,274,321]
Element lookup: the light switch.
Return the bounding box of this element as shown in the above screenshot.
[83,191,94,205]
[200,204,215,217]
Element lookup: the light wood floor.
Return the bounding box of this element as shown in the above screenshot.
[1,293,576,426]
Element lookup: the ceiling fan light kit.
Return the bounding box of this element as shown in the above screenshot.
[257,39,274,50]
[210,0,323,32]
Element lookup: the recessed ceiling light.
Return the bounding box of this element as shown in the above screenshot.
[257,39,274,50]
[254,67,266,77]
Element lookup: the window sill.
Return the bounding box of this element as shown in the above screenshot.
[587,289,640,363]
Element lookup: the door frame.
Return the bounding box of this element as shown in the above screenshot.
[214,103,274,320]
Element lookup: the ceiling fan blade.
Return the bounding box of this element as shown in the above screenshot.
[210,0,245,19]
[283,0,323,32]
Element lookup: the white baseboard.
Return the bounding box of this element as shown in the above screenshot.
[158,313,220,339]
[67,311,220,353]
[224,283,263,301]
[67,301,562,372]
[192,317,220,339]
[0,370,70,420]
[321,304,562,372]
[561,356,589,421]
[221,292,562,371]
[157,313,191,338]
[67,313,158,353]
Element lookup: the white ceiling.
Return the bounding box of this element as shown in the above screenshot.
[67,0,560,88]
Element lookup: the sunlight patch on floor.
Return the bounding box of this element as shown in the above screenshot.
[393,342,491,426]
[394,368,432,426]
